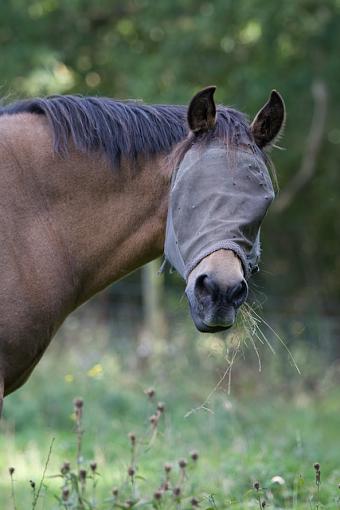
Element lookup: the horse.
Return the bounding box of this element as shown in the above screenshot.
[0,86,285,413]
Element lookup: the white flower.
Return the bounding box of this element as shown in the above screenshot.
[271,475,285,485]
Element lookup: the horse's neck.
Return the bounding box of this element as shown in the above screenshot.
[48,152,171,309]
[6,113,170,311]
[62,152,171,306]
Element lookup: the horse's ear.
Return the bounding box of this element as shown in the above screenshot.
[188,86,217,134]
[251,90,285,148]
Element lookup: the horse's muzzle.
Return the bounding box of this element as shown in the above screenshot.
[185,274,248,333]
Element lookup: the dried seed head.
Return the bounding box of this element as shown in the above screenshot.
[29,480,36,490]
[145,387,155,399]
[79,468,87,481]
[74,397,84,409]
[149,414,159,426]
[314,462,320,472]
[173,486,181,498]
[112,487,119,497]
[128,432,136,445]
[128,466,135,477]
[90,461,97,473]
[157,402,165,413]
[154,490,163,500]
[191,497,199,507]
[253,481,260,491]
[164,463,172,473]
[62,488,70,501]
[190,450,199,461]
[61,461,71,475]
[163,481,169,491]
[261,501,266,508]
[178,458,187,469]
[9,467,15,476]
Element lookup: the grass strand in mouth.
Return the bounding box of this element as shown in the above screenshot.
[244,302,301,374]
[184,298,302,418]
[184,336,242,418]
[241,304,277,356]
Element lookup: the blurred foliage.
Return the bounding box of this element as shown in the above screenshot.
[2,314,340,508]
[1,0,340,320]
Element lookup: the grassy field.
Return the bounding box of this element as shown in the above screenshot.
[1,307,340,509]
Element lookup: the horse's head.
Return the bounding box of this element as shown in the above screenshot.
[165,86,285,332]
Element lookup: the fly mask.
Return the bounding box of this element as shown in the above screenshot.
[164,145,275,281]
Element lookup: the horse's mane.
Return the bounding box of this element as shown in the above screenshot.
[0,95,260,166]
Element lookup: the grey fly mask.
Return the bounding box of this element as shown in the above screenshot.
[164,145,275,280]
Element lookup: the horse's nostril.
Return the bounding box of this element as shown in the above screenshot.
[194,275,248,308]
[194,274,219,300]
[228,280,248,308]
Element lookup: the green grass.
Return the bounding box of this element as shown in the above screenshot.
[1,311,340,509]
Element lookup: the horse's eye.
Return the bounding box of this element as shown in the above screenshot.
[251,265,260,275]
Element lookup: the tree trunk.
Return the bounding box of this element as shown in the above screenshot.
[137,260,168,369]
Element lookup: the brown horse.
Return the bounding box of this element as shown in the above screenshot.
[0,86,284,412]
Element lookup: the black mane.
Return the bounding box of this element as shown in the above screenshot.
[0,95,257,166]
